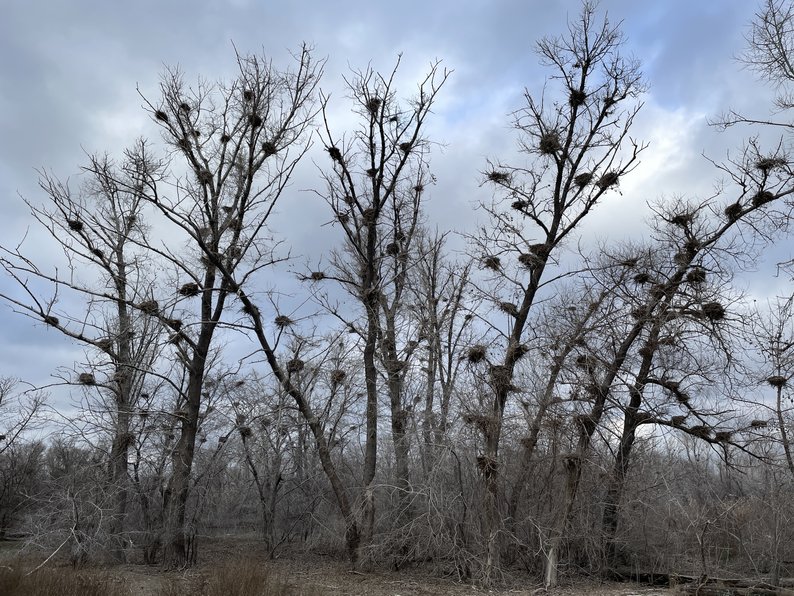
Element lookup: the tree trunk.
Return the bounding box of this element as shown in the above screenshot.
[161,384,200,568]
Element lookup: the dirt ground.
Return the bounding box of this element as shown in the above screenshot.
[1,536,675,596]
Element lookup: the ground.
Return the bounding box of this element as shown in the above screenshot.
[1,535,675,595]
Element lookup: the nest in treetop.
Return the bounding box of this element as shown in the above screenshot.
[287,358,305,373]
[220,133,231,144]
[176,137,191,152]
[78,373,96,386]
[686,267,707,285]
[197,170,213,185]
[248,113,263,128]
[66,219,83,232]
[179,102,191,113]
[676,392,690,404]
[724,202,742,221]
[365,97,382,115]
[638,344,655,359]
[702,301,726,321]
[499,301,518,317]
[310,271,326,281]
[365,167,378,178]
[596,171,620,190]
[239,426,252,438]
[633,272,651,284]
[482,255,501,271]
[274,315,293,328]
[330,369,346,385]
[620,257,639,268]
[399,142,412,153]
[92,248,104,259]
[139,409,149,418]
[650,284,666,299]
[512,199,528,211]
[179,282,200,297]
[574,172,593,187]
[752,190,775,207]
[671,415,687,426]
[755,156,787,172]
[750,419,768,428]
[235,413,247,425]
[327,146,342,162]
[767,375,787,388]
[385,242,400,256]
[715,430,732,442]
[137,300,159,316]
[413,184,425,193]
[243,89,254,101]
[155,110,169,123]
[670,212,693,227]
[466,344,487,364]
[539,131,561,155]
[487,170,510,184]
[362,207,377,224]
[262,141,277,157]
[575,354,597,370]
[96,338,113,351]
[569,87,587,107]
[338,212,350,225]
[192,129,201,138]
[43,315,59,327]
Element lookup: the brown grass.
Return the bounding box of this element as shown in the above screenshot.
[0,564,130,596]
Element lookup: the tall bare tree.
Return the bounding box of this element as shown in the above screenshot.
[469,2,645,582]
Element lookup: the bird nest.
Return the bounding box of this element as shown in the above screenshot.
[274,315,293,328]
[767,375,787,388]
[512,199,528,211]
[487,171,510,184]
[482,255,501,271]
[574,172,593,187]
[595,171,619,190]
[701,301,726,321]
[137,300,159,316]
[179,282,200,297]
[724,202,742,221]
[755,157,787,172]
[261,141,278,157]
[466,345,487,364]
[310,271,326,281]
[78,373,96,386]
[287,358,305,373]
[66,219,83,232]
[327,146,342,162]
[499,301,518,317]
[330,369,347,385]
[539,131,561,155]
[752,190,775,207]
[569,88,587,107]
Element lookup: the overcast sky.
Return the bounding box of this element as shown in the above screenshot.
[0,0,789,405]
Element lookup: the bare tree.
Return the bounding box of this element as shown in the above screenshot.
[469,2,645,582]
[313,58,449,545]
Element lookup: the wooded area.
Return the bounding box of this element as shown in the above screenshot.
[1,1,793,590]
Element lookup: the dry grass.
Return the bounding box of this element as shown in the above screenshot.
[0,564,130,596]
